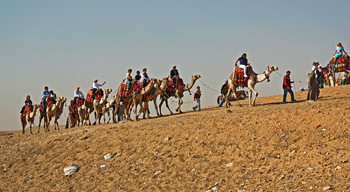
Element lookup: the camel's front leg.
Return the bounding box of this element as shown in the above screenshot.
[247,84,258,106]
[248,90,253,106]
[153,99,160,117]
[159,98,165,116]
[28,120,33,135]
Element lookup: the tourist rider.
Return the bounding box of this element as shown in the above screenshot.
[170,65,180,88]
[333,42,346,63]
[126,69,133,90]
[42,86,50,110]
[50,90,57,104]
[20,95,33,115]
[141,68,150,87]
[234,53,248,78]
[73,86,85,105]
[92,79,106,97]
[282,71,295,103]
[135,71,141,81]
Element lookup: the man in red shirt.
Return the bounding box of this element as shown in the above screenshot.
[283,71,295,103]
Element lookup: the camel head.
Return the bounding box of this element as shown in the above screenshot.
[192,74,201,80]
[33,104,39,111]
[267,65,278,73]
[105,89,112,95]
[61,97,67,104]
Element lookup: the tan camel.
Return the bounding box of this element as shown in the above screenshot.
[20,104,39,134]
[225,65,278,107]
[139,77,170,119]
[92,89,112,125]
[52,97,67,130]
[77,102,88,126]
[159,74,201,116]
[46,96,64,131]
[130,79,157,121]
[100,94,116,124]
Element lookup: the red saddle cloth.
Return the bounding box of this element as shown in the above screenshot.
[233,67,249,84]
[76,98,84,108]
[166,78,185,91]
[24,106,33,116]
[86,89,102,102]
[327,54,349,71]
[40,98,54,111]
[117,82,143,98]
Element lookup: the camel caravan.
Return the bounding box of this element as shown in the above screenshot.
[20,43,349,134]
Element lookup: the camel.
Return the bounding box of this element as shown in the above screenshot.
[139,77,170,119]
[92,88,112,125]
[77,102,88,127]
[129,79,157,121]
[100,94,116,124]
[20,104,39,134]
[46,96,64,131]
[225,65,278,107]
[38,97,60,133]
[52,97,67,130]
[159,74,201,116]
[112,89,133,123]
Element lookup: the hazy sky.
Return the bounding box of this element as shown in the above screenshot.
[1,0,349,131]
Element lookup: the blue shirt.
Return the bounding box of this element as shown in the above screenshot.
[238,57,248,66]
[42,90,50,98]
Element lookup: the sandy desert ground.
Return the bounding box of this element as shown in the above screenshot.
[0,85,349,191]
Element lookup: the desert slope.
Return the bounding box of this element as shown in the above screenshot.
[1,86,349,191]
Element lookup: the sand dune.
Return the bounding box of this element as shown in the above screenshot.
[1,86,349,191]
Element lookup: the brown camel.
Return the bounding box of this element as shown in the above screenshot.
[159,74,201,116]
[130,79,157,121]
[139,77,170,119]
[20,104,39,134]
[92,88,112,125]
[225,65,278,107]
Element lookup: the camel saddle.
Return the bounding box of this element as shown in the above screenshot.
[232,66,252,85]
[167,78,185,92]
[117,82,142,98]
[40,98,54,111]
[24,105,33,116]
[327,54,350,72]
[76,98,84,108]
[86,89,102,102]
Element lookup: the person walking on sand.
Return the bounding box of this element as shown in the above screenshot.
[341,71,349,85]
[192,86,201,112]
[218,80,232,107]
[307,63,319,102]
[282,71,295,103]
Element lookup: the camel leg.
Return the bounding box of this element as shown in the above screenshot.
[153,99,160,117]
[247,84,258,106]
[248,90,253,106]
[38,117,42,133]
[225,88,232,108]
[29,122,33,135]
[113,103,119,123]
[164,99,173,115]
[176,97,183,113]
[159,98,165,116]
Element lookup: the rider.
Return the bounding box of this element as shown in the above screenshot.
[141,68,150,87]
[42,86,50,110]
[20,95,33,115]
[170,65,180,88]
[126,69,133,90]
[50,90,57,104]
[333,42,346,63]
[135,71,141,81]
[92,79,106,97]
[73,86,85,105]
[234,53,248,78]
